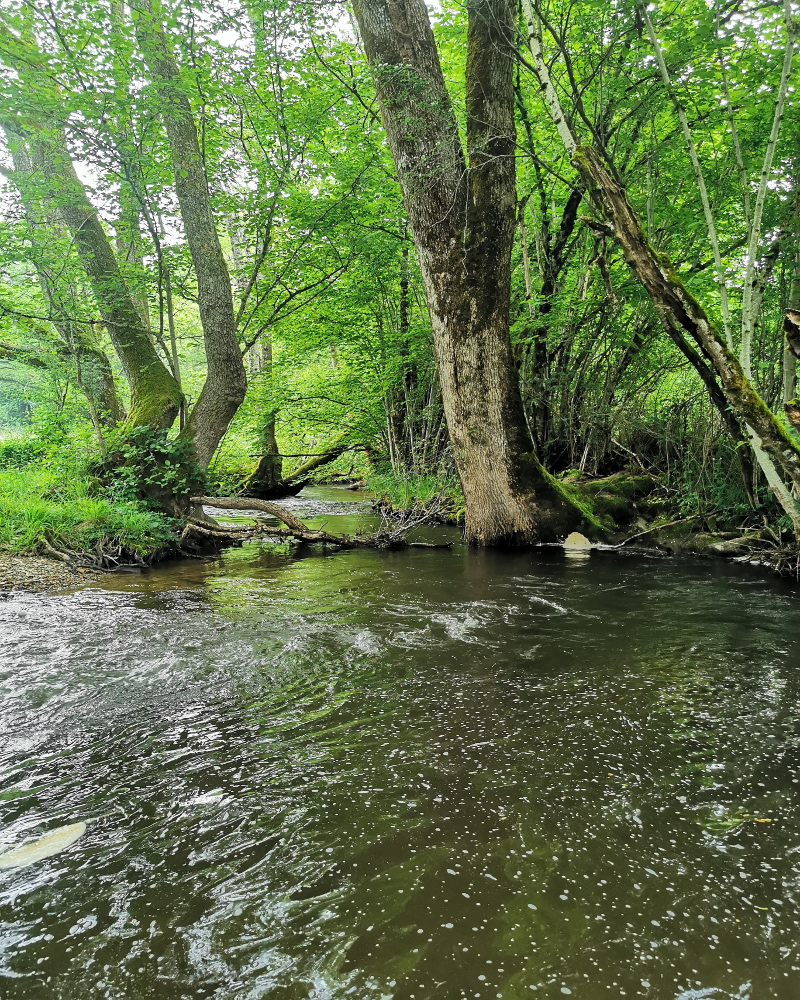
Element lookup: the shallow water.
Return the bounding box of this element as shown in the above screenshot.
[1,487,800,999]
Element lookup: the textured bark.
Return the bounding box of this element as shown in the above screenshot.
[5,135,125,428]
[20,127,182,429]
[784,259,800,424]
[0,23,182,431]
[136,2,247,466]
[351,0,591,544]
[572,144,800,492]
[784,237,800,414]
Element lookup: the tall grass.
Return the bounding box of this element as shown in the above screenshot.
[0,469,177,555]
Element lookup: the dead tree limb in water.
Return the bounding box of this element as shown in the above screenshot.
[192,496,310,532]
[190,496,452,550]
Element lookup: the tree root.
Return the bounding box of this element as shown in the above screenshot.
[40,537,73,564]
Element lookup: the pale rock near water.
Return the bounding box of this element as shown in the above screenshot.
[0,822,86,869]
[563,532,592,550]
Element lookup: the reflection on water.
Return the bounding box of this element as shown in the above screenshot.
[1,488,800,999]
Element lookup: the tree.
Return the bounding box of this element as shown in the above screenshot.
[349,0,592,545]
[0,24,184,431]
[521,0,800,528]
[134,1,247,467]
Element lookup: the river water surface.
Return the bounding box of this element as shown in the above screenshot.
[2,487,800,1000]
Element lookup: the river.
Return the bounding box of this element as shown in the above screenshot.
[1,487,799,999]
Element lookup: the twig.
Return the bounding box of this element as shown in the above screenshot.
[612,515,700,548]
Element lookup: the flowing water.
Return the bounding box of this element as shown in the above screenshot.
[2,487,800,1000]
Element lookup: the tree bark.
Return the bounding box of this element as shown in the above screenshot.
[0,16,181,431]
[572,145,800,493]
[350,0,592,544]
[136,2,247,466]
[4,134,125,429]
[0,109,182,431]
[33,132,183,430]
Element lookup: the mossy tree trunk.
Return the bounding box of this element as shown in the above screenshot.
[0,16,182,431]
[572,145,800,495]
[135,2,247,467]
[33,131,183,430]
[4,133,126,430]
[350,0,592,545]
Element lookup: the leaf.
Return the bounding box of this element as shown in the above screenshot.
[0,822,87,870]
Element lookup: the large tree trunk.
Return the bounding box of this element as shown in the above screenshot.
[36,134,183,430]
[350,0,591,545]
[135,3,247,467]
[2,118,182,430]
[0,17,181,432]
[5,134,125,428]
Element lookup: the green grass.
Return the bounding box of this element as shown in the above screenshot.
[0,469,178,556]
[366,471,465,523]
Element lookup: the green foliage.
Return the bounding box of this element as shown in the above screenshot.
[98,426,208,509]
[367,471,465,524]
[0,468,176,555]
[0,0,798,547]
[0,437,43,470]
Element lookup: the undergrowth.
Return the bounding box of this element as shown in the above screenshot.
[0,469,177,556]
[367,471,465,523]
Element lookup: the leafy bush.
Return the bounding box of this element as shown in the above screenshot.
[96,426,208,510]
[0,438,44,470]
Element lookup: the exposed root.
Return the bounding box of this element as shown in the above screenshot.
[39,536,73,564]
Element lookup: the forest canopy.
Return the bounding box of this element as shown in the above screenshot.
[1,0,799,556]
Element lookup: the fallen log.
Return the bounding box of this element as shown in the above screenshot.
[191,496,452,551]
[191,496,308,532]
[259,526,452,550]
[180,522,252,544]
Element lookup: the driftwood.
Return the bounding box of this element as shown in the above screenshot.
[190,496,452,551]
[40,537,73,564]
[612,515,700,548]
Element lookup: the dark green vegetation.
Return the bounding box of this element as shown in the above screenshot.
[1,0,799,561]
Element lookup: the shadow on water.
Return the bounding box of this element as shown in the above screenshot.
[1,487,800,998]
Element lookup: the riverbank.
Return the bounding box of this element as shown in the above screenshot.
[0,553,100,594]
[3,474,798,593]
[366,468,800,579]
[0,468,181,573]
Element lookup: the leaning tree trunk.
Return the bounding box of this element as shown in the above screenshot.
[5,134,125,428]
[2,122,182,430]
[36,134,183,430]
[784,235,800,425]
[572,145,800,493]
[350,0,592,545]
[135,3,247,467]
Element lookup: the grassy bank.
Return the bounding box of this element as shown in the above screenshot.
[367,471,465,524]
[0,469,177,558]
